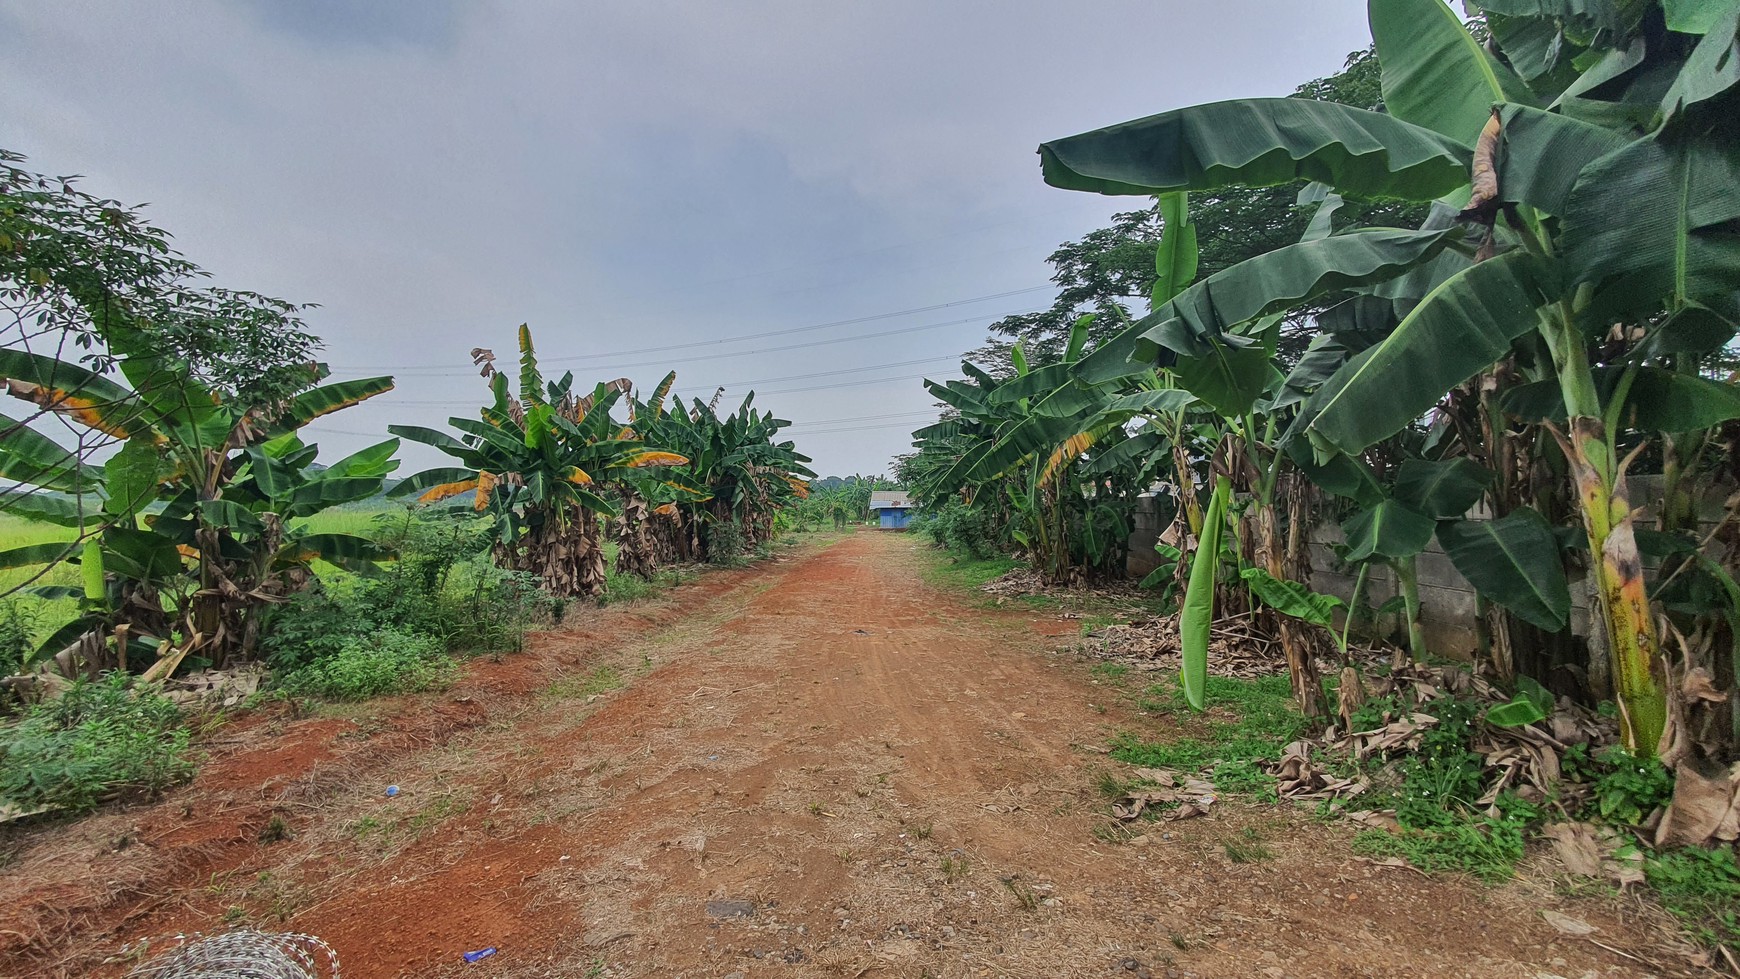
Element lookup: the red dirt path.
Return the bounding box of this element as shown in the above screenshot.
[0,533,1701,978]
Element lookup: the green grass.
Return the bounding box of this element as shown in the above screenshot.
[1109,674,1305,795]
[1645,845,1740,950]
[922,552,1024,591]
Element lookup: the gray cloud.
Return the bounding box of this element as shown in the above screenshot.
[1,0,1371,476]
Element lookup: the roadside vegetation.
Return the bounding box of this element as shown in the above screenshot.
[905,0,1740,961]
[0,153,814,820]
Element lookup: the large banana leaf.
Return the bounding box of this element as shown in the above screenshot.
[1342,498,1436,561]
[278,376,395,428]
[1561,134,1740,324]
[0,348,148,439]
[1496,105,1632,215]
[1040,98,1470,202]
[1371,0,1539,147]
[1393,458,1493,519]
[1,491,90,527]
[1240,567,1344,629]
[1660,3,1740,125]
[286,533,395,572]
[1152,192,1198,306]
[1470,0,1645,37]
[1438,507,1572,631]
[0,541,77,570]
[1501,365,1740,432]
[1136,227,1459,360]
[1306,250,1546,456]
[388,467,483,500]
[323,439,402,479]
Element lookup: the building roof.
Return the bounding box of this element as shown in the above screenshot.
[868,490,911,509]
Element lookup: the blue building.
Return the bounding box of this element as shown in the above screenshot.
[869,491,913,530]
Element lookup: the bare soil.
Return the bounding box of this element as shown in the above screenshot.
[0,532,1705,978]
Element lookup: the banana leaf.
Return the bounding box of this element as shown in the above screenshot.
[1306,250,1547,456]
[1040,98,1470,202]
[1437,507,1573,631]
[1371,0,1539,147]
[1180,475,1232,710]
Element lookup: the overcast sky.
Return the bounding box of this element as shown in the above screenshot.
[0,1,1372,477]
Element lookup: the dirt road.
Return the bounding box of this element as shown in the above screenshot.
[0,533,1692,978]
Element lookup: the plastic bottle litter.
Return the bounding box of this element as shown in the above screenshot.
[385,785,400,797]
[462,947,498,963]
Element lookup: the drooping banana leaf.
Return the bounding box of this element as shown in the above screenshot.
[1040,98,1471,202]
[1342,498,1436,562]
[1240,566,1345,629]
[1306,250,1547,457]
[0,409,101,492]
[1496,105,1632,216]
[277,376,394,428]
[1500,365,1740,432]
[1152,192,1198,307]
[1180,475,1232,710]
[1561,134,1740,325]
[1393,458,1494,519]
[1437,507,1573,631]
[1136,227,1461,361]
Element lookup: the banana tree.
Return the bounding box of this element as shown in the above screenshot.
[391,326,689,597]
[1038,0,1740,755]
[0,344,397,669]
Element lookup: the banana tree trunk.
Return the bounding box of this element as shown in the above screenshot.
[614,493,657,580]
[1566,416,1665,754]
[1255,499,1328,720]
[503,505,608,598]
[1395,555,1427,662]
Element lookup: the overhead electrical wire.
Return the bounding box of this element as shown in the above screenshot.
[329,285,1051,373]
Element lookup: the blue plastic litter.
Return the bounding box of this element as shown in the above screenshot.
[385,785,400,797]
[463,947,498,963]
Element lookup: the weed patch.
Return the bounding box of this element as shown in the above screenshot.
[1110,673,1303,794]
[0,673,194,813]
[280,629,457,701]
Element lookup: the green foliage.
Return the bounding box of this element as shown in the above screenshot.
[262,508,558,699]
[706,520,747,566]
[1645,846,1740,950]
[0,673,194,813]
[1589,748,1675,826]
[1352,794,1539,884]
[0,599,38,672]
[279,629,456,701]
[915,499,1002,559]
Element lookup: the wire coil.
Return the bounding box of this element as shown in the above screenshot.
[125,930,340,979]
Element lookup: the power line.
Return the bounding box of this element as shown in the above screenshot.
[328,285,1051,372]
[371,354,964,406]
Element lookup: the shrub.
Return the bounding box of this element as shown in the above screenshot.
[0,673,194,813]
[262,509,560,683]
[707,520,747,565]
[280,629,456,700]
[0,600,38,674]
[916,499,1000,559]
